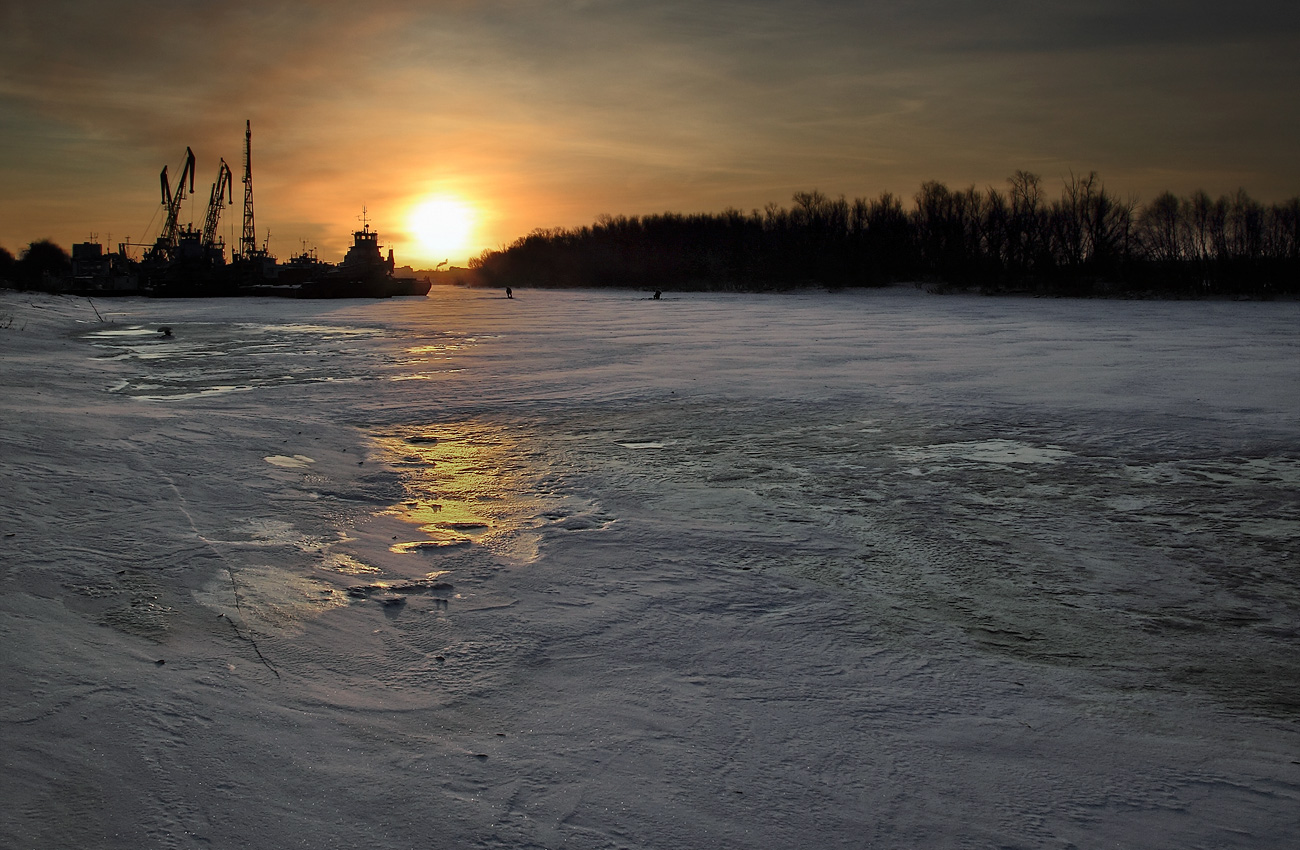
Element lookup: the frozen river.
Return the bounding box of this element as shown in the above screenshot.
[2,285,1298,848]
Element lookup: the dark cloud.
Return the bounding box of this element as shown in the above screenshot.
[6,2,1295,134]
[2,1,1297,255]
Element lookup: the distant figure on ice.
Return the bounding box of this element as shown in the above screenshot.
[158,326,173,338]
[506,287,513,299]
[653,290,662,300]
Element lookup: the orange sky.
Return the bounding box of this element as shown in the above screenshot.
[3,1,1298,267]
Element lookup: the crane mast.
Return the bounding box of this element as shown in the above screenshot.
[239,120,259,260]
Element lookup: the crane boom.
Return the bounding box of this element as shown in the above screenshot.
[201,158,234,249]
[156,147,196,260]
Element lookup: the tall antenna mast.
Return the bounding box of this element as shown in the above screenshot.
[240,119,257,259]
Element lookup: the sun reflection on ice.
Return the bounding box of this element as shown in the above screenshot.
[371,424,591,566]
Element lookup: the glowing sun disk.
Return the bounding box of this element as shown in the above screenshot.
[408,197,476,262]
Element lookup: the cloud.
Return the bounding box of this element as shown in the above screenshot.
[2,1,1297,259]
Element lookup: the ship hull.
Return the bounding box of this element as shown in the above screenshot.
[294,272,431,299]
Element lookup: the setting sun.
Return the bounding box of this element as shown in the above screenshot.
[406,196,476,265]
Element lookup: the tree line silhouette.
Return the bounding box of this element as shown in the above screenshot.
[0,240,73,291]
[469,172,1299,297]
[4,172,1297,297]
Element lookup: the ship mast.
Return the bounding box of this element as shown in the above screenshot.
[239,119,257,259]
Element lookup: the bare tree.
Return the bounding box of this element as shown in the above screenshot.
[1007,170,1047,280]
[1137,191,1183,265]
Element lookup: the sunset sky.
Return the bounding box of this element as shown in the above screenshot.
[2,1,1297,267]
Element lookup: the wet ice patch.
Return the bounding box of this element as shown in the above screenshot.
[895,439,1072,469]
[1236,518,1300,540]
[320,552,383,575]
[193,564,348,630]
[370,423,609,565]
[344,575,454,600]
[1127,456,1300,489]
[264,454,316,469]
[390,339,475,380]
[73,570,176,639]
[240,518,324,551]
[81,320,476,399]
[83,326,165,339]
[389,369,467,381]
[390,538,473,553]
[372,427,549,564]
[190,518,327,554]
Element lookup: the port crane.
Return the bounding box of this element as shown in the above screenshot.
[150,146,195,262]
[201,158,234,252]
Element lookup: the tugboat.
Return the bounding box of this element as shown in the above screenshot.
[298,211,431,298]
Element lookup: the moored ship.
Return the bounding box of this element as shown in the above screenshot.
[134,124,430,298]
[295,215,431,298]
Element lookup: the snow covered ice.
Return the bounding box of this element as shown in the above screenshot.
[2,285,1298,848]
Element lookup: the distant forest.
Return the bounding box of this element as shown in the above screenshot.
[470,172,1300,297]
[0,240,73,292]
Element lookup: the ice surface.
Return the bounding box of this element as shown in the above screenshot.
[2,286,1298,848]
